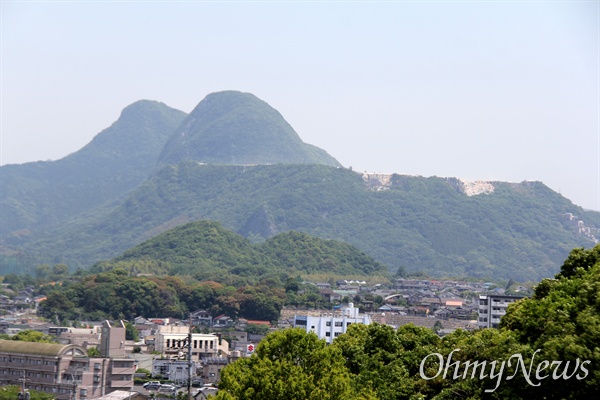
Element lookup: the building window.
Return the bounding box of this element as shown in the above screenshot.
[334,321,343,327]
[326,321,331,326]
[325,332,331,337]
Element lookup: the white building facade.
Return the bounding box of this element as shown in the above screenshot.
[293,303,371,344]
[155,326,228,360]
[478,294,524,329]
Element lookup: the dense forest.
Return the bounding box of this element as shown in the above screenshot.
[5,163,595,283]
[7,222,388,323]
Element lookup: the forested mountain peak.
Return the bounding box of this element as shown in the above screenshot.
[158,91,341,167]
[0,100,187,237]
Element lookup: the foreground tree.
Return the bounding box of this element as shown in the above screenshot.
[333,323,429,399]
[214,328,375,400]
[501,244,600,398]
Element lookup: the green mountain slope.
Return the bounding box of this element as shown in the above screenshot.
[1,92,597,283]
[99,220,386,282]
[158,91,341,167]
[14,162,597,282]
[0,100,187,239]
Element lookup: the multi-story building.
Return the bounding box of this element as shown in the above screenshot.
[0,343,135,399]
[155,325,228,361]
[0,320,135,399]
[478,294,525,329]
[293,303,371,344]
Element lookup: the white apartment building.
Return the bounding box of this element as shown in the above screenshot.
[293,303,371,344]
[478,294,525,329]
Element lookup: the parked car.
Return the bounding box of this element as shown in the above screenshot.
[144,382,161,390]
[158,385,177,394]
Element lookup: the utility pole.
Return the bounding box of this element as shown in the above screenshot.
[187,313,193,400]
[20,370,27,391]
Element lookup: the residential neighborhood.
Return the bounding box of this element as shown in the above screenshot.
[0,275,531,399]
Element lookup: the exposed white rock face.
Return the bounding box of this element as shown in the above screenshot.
[361,172,495,196]
[458,179,495,196]
[361,173,393,191]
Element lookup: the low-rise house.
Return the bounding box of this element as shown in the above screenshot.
[200,357,228,384]
[444,299,464,308]
[195,386,218,399]
[433,309,451,319]
[319,289,342,303]
[190,310,213,326]
[212,315,233,328]
[133,317,151,325]
[152,359,196,384]
[0,322,30,335]
[419,297,442,313]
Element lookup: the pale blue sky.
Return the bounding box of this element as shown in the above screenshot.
[1,1,598,211]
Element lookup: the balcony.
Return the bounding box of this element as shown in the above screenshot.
[109,379,133,389]
[111,366,135,375]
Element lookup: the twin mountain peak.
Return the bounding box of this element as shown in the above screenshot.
[113,90,341,168]
[1,90,597,282]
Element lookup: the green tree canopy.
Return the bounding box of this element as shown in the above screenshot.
[11,330,56,343]
[500,245,600,398]
[214,328,374,400]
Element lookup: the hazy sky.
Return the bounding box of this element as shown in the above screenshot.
[1,1,598,211]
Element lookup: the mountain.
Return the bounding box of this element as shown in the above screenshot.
[158,91,341,167]
[1,91,598,282]
[0,100,187,238]
[8,162,597,282]
[94,220,387,282]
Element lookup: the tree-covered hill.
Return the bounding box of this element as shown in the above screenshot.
[94,220,387,282]
[33,222,385,321]
[11,162,596,282]
[158,90,341,167]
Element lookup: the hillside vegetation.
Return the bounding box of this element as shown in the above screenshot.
[97,220,387,282]
[158,90,341,167]
[14,162,595,282]
[33,222,386,322]
[1,91,597,282]
[0,100,186,237]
